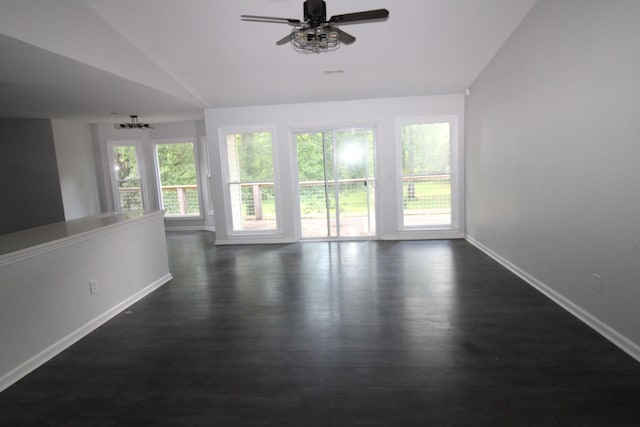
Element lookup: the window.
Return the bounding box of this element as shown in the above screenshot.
[154,140,201,217]
[107,141,145,212]
[224,130,277,231]
[400,121,452,228]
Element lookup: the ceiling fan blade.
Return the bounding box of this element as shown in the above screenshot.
[336,28,356,44]
[276,32,294,46]
[328,9,389,25]
[241,15,301,25]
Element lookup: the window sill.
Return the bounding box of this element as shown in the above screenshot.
[163,214,204,221]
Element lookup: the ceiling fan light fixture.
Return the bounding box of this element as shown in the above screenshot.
[291,24,340,53]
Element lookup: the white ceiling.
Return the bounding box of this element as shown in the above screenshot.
[0,0,537,123]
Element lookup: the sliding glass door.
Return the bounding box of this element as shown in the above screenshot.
[296,128,376,239]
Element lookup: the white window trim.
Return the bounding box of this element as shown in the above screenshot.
[106,139,149,212]
[395,115,462,233]
[151,137,204,220]
[200,136,215,223]
[218,125,281,236]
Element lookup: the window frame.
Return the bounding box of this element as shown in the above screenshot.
[106,139,149,212]
[218,125,281,236]
[151,137,204,219]
[395,115,461,232]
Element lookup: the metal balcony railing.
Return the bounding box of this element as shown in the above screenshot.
[118,185,200,215]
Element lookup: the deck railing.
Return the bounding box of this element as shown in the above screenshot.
[230,175,451,221]
[118,175,450,217]
[118,185,200,215]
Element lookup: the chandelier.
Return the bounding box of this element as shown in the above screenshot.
[115,115,153,130]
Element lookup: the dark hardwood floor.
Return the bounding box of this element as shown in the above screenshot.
[1,232,640,426]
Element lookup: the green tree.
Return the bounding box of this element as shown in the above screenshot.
[335,129,374,180]
[402,123,450,176]
[156,143,197,185]
[114,145,140,187]
[297,133,327,181]
[236,132,274,181]
[296,130,375,182]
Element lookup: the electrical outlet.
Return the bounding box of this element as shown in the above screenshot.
[89,279,98,295]
[592,273,603,293]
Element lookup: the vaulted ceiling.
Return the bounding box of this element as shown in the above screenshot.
[0,0,536,123]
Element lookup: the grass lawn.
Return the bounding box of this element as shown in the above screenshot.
[403,180,451,210]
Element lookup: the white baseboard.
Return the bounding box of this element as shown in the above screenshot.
[0,274,173,393]
[164,226,216,233]
[164,226,206,232]
[381,232,465,240]
[465,235,640,363]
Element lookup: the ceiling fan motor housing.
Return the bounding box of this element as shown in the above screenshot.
[304,0,327,26]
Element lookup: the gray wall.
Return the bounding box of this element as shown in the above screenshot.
[0,119,65,234]
[52,120,101,220]
[466,0,640,355]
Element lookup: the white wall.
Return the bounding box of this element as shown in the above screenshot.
[0,211,171,391]
[52,120,101,220]
[205,95,465,244]
[195,119,215,231]
[0,0,201,106]
[465,0,640,359]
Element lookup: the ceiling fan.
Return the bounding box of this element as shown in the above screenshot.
[241,0,389,53]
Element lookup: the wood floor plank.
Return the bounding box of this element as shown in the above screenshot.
[1,232,639,425]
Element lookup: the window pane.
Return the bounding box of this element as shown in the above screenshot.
[335,129,376,237]
[113,145,143,212]
[155,142,201,216]
[296,132,332,238]
[226,132,277,231]
[401,123,451,227]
